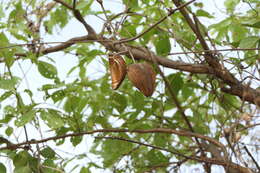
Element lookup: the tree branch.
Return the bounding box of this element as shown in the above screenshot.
[95,136,178,154]
[243,146,260,172]
[11,35,211,74]
[0,128,224,151]
[221,86,260,107]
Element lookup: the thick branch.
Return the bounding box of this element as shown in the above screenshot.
[221,85,260,107]
[98,37,212,74]
[42,35,91,54]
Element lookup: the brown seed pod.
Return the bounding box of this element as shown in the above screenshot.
[127,63,156,97]
[109,54,127,90]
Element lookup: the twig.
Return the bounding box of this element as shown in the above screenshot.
[243,146,260,172]
[95,136,177,154]
[96,0,117,36]
[238,123,260,132]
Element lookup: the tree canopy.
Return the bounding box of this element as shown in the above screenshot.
[0,0,259,172]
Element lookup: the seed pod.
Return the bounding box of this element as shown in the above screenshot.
[127,63,156,97]
[109,54,127,90]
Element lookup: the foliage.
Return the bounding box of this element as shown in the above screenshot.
[0,0,259,172]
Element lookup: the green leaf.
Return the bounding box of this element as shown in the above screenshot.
[80,167,91,173]
[123,0,139,9]
[38,61,58,79]
[182,85,193,100]
[71,136,83,146]
[147,150,169,165]
[51,90,66,103]
[167,73,184,96]
[224,0,240,12]
[155,33,171,56]
[0,91,13,102]
[64,96,81,112]
[247,21,260,29]
[77,1,92,10]
[111,93,127,113]
[13,151,30,167]
[0,163,6,173]
[15,109,37,127]
[5,126,13,136]
[154,133,169,147]
[40,110,64,129]
[40,147,56,159]
[42,159,58,172]
[0,32,9,46]
[0,77,20,90]
[101,138,133,167]
[131,91,145,110]
[239,36,259,48]
[196,9,214,18]
[120,21,137,37]
[229,23,247,42]
[0,6,5,19]
[14,166,31,173]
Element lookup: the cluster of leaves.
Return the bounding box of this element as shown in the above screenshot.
[0,0,259,172]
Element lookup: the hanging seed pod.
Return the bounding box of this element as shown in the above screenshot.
[127,63,156,97]
[109,54,127,90]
